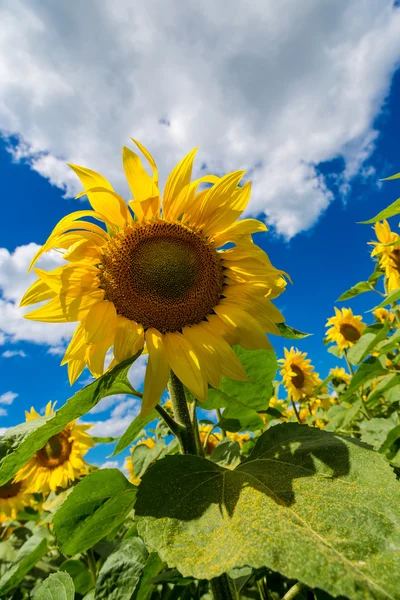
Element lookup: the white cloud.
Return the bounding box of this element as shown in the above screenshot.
[0,427,8,436]
[0,243,73,347]
[1,349,27,358]
[89,393,128,415]
[0,391,18,405]
[99,460,122,470]
[128,354,147,392]
[0,408,7,417]
[86,395,143,437]
[0,1,399,237]
[47,346,65,356]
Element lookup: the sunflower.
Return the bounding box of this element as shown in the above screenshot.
[373,307,395,324]
[21,141,287,417]
[370,221,400,292]
[329,366,351,386]
[326,308,366,351]
[14,402,93,493]
[198,425,221,454]
[125,437,156,485]
[0,479,35,523]
[278,347,321,401]
[226,431,251,447]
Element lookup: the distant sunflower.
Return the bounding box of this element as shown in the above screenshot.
[370,221,400,292]
[0,479,35,523]
[326,308,365,351]
[21,140,288,417]
[198,425,221,454]
[125,437,156,485]
[278,347,321,401]
[226,431,251,447]
[373,307,395,324]
[329,366,351,386]
[14,402,93,493]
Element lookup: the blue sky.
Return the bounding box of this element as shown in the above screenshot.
[1,0,400,468]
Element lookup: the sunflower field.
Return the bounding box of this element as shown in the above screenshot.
[1,143,400,600]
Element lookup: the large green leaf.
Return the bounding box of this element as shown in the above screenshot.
[360,197,400,224]
[0,535,48,595]
[367,374,400,407]
[369,289,400,311]
[132,553,164,600]
[347,323,389,366]
[60,559,94,595]
[342,357,388,400]
[33,572,75,600]
[53,469,136,555]
[360,414,398,449]
[111,409,158,457]
[202,347,276,431]
[95,538,148,600]
[337,281,375,301]
[275,323,311,339]
[136,423,400,599]
[0,354,140,486]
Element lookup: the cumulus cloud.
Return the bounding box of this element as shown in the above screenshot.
[0,243,73,347]
[1,349,27,358]
[99,460,122,470]
[0,0,399,237]
[85,393,147,437]
[0,391,18,405]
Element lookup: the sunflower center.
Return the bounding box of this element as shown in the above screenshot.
[339,323,361,343]
[100,221,225,333]
[0,479,22,499]
[291,364,305,388]
[391,249,400,272]
[36,430,72,469]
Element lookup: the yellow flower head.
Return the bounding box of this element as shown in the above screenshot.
[14,402,93,493]
[370,221,400,293]
[329,366,351,386]
[198,425,221,454]
[278,347,321,401]
[373,307,395,324]
[326,308,366,351]
[125,437,156,485]
[21,141,288,417]
[226,431,251,447]
[0,479,35,523]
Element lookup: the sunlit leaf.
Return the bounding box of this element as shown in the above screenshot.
[95,538,148,600]
[275,323,311,339]
[337,281,375,301]
[359,197,400,224]
[33,572,75,600]
[111,409,158,457]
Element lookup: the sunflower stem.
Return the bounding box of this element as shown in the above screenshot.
[282,581,306,600]
[290,399,302,424]
[344,351,372,420]
[155,404,181,437]
[167,371,197,455]
[217,409,227,438]
[189,399,205,457]
[210,573,238,600]
[87,548,97,582]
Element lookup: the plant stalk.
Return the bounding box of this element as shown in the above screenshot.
[290,399,302,424]
[210,573,237,600]
[217,408,227,438]
[167,371,197,455]
[282,581,306,600]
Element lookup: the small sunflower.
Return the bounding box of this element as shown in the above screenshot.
[373,307,395,324]
[326,308,366,351]
[226,431,251,447]
[370,221,400,292]
[125,437,156,485]
[198,425,221,454]
[329,366,351,386]
[0,479,35,523]
[21,140,288,417]
[14,402,93,493]
[278,347,321,401]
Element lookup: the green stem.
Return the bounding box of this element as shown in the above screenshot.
[167,371,197,455]
[210,573,237,600]
[391,302,400,326]
[87,548,97,582]
[217,408,227,438]
[290,399,302,424]
[344,350,371,420]
[344,350,354,376]
[189,399,205,457]
[155,404,181,437]
[282,581,306,600]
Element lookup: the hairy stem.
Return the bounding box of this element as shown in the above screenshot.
[282,581,306,600]
[216,408,227,437]
[167,371,197,455]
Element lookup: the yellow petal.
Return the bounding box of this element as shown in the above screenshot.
[113,316,144,362]
[24,292,103,323]
[204,181,251,236]
[84,300,117,344]
[141,329,170,417]
[122,146,160,220]
[198,320,248,381]
[63,239,103,262]
[194,170,245,230]
[34,264,99,296]
[182,325,222,388]
[167,175,219,223]
[75,185,132,227]
[86,342,111,378]
[61,322,86,364]
[212,218,267,246]
[162,148,198,219]
[163,331,208,401]
[214,304,272,350]
[131,139,159,187]
[20,280,56,307]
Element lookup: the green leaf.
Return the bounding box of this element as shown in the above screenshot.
[342,357,388,400]
[368,265,384,287]
[324,400,362,432]
[210,439,241,469]
[337,281,375,301]
[202,347,276,431]
[136,424,400,599]
[60,559,94,595]
[93,436,120,444]
[95,538,148,600]
[382,171,400,180]
[380,424,400,455]
[0,535,48,595]
[111,410,158,457]
[369,288,400,311]
[366,374,400,406]
[275,323,311,339]
[359,197,400,224]
[327,344,342,358]
[53,469,136,555]
[132,441,164,479]
[0,354,140,486]
[132,553,164,600]
[33,572,75,600]
[360,414,398,449]
[376,329,400,355]
[347,322,389,366]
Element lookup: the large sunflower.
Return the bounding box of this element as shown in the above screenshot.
[278,347,321,401]
[370,221,400,292]
[0,479,35,523]
[21,141,287,416]
[14,402,93,493]
[326,308,366,351]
